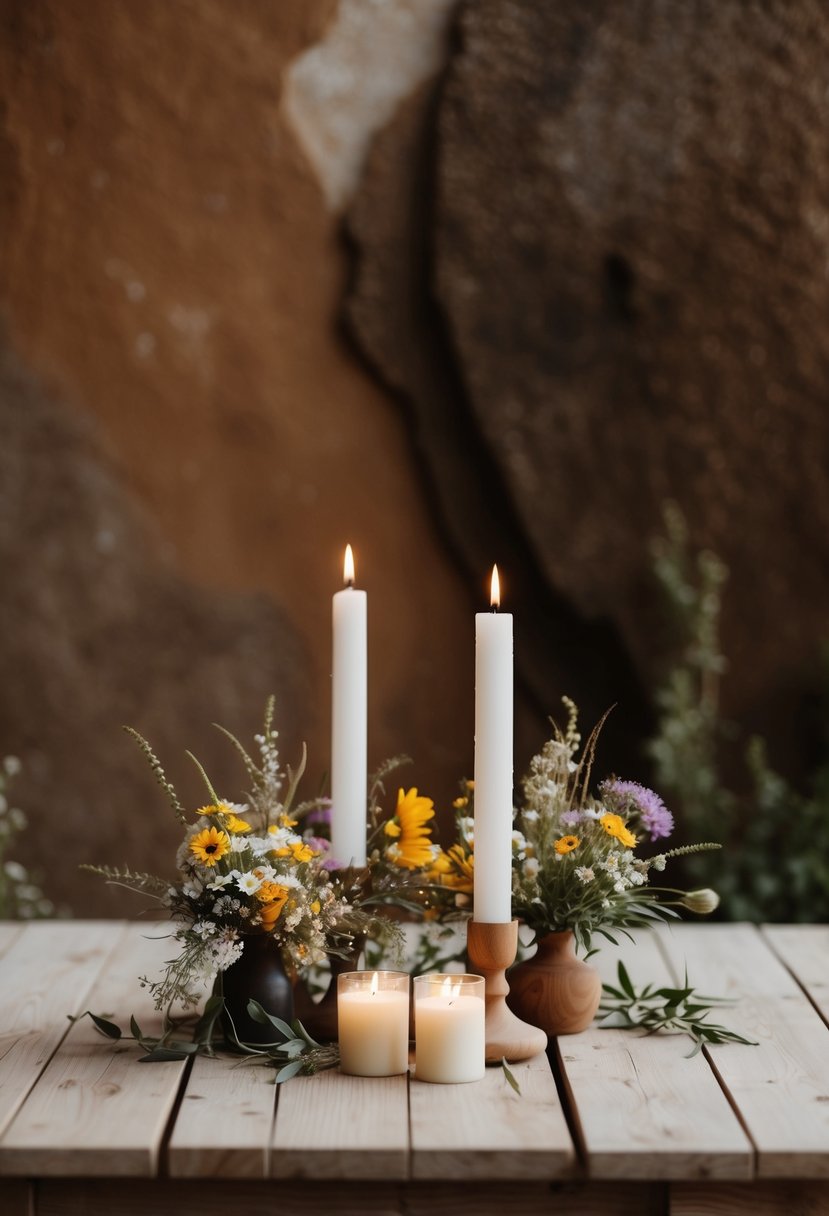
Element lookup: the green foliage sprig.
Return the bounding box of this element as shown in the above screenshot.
[648,502,829,920]
[70,1000,339,1080]
[599,961,757,1057]
[0,756,57,919]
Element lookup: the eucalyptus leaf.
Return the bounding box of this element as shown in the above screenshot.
[84,1012,122,1040]
[275,1059,305,1083]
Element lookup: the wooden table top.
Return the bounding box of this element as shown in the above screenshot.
[1,920,828,1215]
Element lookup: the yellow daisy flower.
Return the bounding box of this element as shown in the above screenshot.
[386,787,436,870]
[600,813,637,849]
[453,796,468,809]
[189,826,231,867]
[290,841,316,863]
[554,835,581,854]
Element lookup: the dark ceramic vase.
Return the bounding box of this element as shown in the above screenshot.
[220,933,294,1047]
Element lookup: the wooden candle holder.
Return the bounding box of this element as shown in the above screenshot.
[466,920,548,1063]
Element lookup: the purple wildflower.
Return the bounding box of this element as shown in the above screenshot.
[560,809,583,829]
[307,799,332,826]
[601,779,674,841]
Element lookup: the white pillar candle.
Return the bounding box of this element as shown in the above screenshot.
[337,970,410,1077]
[414,974,485,1084]
[331,543,367,867]
[473,565,514,923]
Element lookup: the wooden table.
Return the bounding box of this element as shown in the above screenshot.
[1,921,828,1215]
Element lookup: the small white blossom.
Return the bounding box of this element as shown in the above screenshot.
[237,872,263,895]
[523,857,539,879]
[575,866,595,884]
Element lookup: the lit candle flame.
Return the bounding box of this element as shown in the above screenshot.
[490,564,501,610]
[440,976,462,1004]
[370,970,379,996]
[343,543,355,587]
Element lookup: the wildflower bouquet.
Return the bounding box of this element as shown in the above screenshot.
[511,698,720,952]
[86,701,369,1011]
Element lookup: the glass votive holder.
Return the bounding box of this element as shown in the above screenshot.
[337,970,410,1077]
[413,973,486,1084]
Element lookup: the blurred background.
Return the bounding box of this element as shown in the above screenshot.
[2,0,828,918]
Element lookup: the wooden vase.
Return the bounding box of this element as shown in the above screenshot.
[507,930,602,1035]
[220,933,294,1047]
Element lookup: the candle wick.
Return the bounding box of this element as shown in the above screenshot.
[345,579,354,589]
[490,604,498,613]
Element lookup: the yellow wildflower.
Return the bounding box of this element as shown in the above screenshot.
[554,835,581,854]
[452,796,468,809]
[291,841,316,863]
[189,826,231,867]
[279,813,298,828]
[310,900,321,914]
[383,821,401,837]
[600,813,637,849]
[223,814,251,833]
[428,843,473,892]
[195,803,251,833]
[385,787,436,870]
[257,882,289,929]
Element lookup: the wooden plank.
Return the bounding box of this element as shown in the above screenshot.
[409,1051,575,1180]
[37,1179,408,1216]
[671,1180,829,1215]
[36,1178,666,1216]
[0,922,190,1177]
[167,1052,277,1178]
[0,920,123,1140]
[557,930,753,1181]
[271,1069,409,1180]
[3,1179,32,1216]
[761,924,829,1025]
[656,922,829,1179]
[404,1181,666,1216]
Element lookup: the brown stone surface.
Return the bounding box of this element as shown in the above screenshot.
[0,340,310,914]
[345,77,650,771]
[347,0,829,778]
[434,0,829,754]
[0,0,477,909]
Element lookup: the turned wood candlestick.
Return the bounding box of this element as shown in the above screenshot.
[466,919,548,1063]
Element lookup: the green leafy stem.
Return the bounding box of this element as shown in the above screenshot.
[69,998,339,1081]
[598,961,758,1057]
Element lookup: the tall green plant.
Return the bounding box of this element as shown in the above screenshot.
[647,503,829,921]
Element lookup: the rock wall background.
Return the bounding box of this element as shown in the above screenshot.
[2,0,827,913]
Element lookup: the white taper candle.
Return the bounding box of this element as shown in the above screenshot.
[330,543,367,867]
[473,564,514,923]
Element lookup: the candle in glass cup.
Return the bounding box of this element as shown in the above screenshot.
[414,973,486,1083]
[337,970,410,1076]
